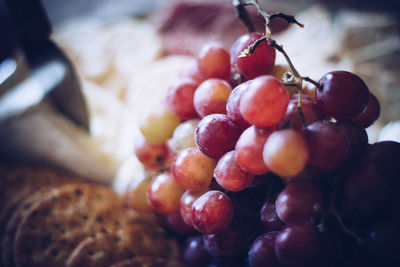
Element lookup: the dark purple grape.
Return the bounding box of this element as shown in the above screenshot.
[316,71,370,120]
[275,181,324,223]
[260,197,284,232]
[166,211,198,237]
[365,220,400,266]
[195,114,242,159]
[308,232,345,267]
[363,141,400,219]
[303,121,352,172]
[248,232,283,267]
[351,93,380,128]
[336,120,368,160]
[364,141,400,180]
[342,163,390,224]
[203,217,253,258]
[226,80,252,130]
[230,176,283,216]
[274,220,320,266]
[183,235,212,267]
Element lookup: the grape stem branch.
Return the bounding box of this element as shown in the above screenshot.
[234,0,321,128]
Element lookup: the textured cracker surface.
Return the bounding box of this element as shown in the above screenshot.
[66,224,180,267]
[13,183,154,267]
[110,256,184,267]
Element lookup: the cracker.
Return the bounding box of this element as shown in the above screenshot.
[13,183,155,267]
[66,224,180,267]
[0,163,80,228]
[1,189,51,266]
[110,257,184,267]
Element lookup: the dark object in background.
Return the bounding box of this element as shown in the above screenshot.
[0,0,17,62]
[4,0,51,43]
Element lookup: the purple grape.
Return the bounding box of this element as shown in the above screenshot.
[203,217,253,258]
[275,181,324,223]
[248,232,283,267]
[195,114,242,159]
[316,71,370,120]
[364,141,400,180]
[260,197,284,232]
[362,141,400,219]
[342,163,390,224]
[274,220,320,266]
[303,121,352,172]
[183,235,212,267]
[336,120,368,160]
[351,93,380,128]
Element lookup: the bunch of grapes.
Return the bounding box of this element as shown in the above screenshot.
[126,3,399,267]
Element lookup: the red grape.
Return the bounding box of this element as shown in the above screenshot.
[231,32,276,80]
[275,220,320,266]
[248,232,283,267]
[195,114,242,159]
[235,126,272,175]
[239,75,289,128]
[275,181,324,223]
[194,79,232,117]
[191,190,234,234]
[351,93,380,128]
[172,147,216,190]
[278,94,325,130]
[165,79,199,120]
[263,129,309,178]
[134,137,169,170]
[180,189,209,226]
[316,71,370,120]
[214,151,254,191]
[197,43,230,80]
[235,126,272,174]
[147,172,184,214]
[226,80,252,130]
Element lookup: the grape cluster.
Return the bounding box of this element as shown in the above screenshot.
[125,12,399,267]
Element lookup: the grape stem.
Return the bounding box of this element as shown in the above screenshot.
[234,0,321,128]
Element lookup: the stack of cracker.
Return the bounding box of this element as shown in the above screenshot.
[0,164,182,267]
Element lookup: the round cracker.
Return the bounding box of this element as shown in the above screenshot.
[0,163,81,229]
[1,189,51,266]
[66,224,180,267]
[110,257,184,267]
[13,183,154,267]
